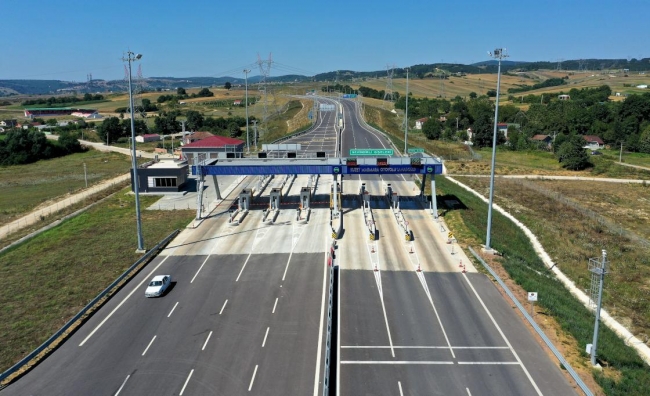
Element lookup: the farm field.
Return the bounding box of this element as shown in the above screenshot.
[451,175,650,357]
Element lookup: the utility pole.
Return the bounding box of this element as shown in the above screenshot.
[123,50,145,253]
[83,163,88,188]
[485,48,508,252]
[588,250,608,367]
[619,142,623,162]
[243,69,251,154]
[252,119,258,150]
[404,67,409,154]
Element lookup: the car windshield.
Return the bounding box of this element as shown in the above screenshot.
[149,281,163,287]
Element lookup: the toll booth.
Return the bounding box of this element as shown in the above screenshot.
[239,188,252,211]
[270,188,282,210]
[330,183,341,210]
[391,192,399,209]
[384,182,392,197]
[359,182,366,195]
[300,187,311,209]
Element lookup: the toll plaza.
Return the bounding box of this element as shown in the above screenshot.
[190,156,444,230]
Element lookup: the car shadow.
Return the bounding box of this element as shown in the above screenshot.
[164,281,178,296]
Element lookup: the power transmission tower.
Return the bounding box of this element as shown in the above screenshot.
[257,53,273,122]
[556,58,564,71]
[133,64,146,117]
[86,73,93,92]
[383,64,396,108]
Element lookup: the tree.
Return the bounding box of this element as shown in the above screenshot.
[422,119,442,140]
[154,112,181,135]
[556,134,591,170]
[186,111,204,131]
[97,117,124,144]
[228,122,241,137]
[471,114,494,148]
[224,82,232,90]
[197,88,214,97]
[177,87,187,96]
[639,125,650,153]
[469,92,477,99]
[58,130,83,153]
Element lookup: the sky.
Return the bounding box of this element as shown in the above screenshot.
[2,0,649,81]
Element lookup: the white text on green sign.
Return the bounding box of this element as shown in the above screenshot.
[408,148,424,153]
[350,149,394,156]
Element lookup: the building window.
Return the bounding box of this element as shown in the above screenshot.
[148,177,177,187]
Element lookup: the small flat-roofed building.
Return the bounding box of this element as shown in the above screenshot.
[132,159,189,193]
[136,134,161,143]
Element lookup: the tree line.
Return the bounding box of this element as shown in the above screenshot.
[22,94,105,106]
[156,87,214,104]
[0,129,83,166]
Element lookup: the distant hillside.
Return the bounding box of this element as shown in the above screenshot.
[3,57,649,96]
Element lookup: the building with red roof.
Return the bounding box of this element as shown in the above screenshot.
[181,135,246,163]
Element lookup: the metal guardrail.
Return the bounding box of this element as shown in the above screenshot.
[468,246,593,396]
[0,230,180,388]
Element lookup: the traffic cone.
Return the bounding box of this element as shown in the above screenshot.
[374,263,378,272]
[410,245,414,254]
[462,264,467,274]
[459,259,463,268]
[371,244,375,253]
[416,263,421,272]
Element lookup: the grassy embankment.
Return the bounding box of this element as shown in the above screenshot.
[0,150,133,225]
[437,176,650,395]
[0,190,194,373]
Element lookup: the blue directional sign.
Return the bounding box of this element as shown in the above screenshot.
[194,162,442,176]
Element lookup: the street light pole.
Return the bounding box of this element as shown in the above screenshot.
[124,51,145,252]
[485,48,508,252]
[404,67,409,155]
[244,69,251,154]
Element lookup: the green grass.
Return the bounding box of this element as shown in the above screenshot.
[0,190,194,373]
[0,150,132,224]
[436,176,650,395]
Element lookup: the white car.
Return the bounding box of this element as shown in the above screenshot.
[145,275,171,298]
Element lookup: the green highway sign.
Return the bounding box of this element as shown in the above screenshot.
[350,149,394,156]
[408,148,424,153]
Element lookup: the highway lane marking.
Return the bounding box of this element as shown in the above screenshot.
[79,254,173,346]
[248,364,259,391]
[341,346,510,349]
[458,362,520,365]
[202,331,213,351]
[219,299,228,315]
[236,251,254,282]
[417,272,456,358]
[314,238,330,396]
[341,360,454,364]
[179,369,194,395]
[462,273,543,396]
[336,239,342,396]
[114,374,130,396]
[366,240,396,358]
[466,388,472,396]
[190,257,209,283]
[272,297,278,313]
[398,381,404,396]
[142,335,156,356]
[262,327,270,347]
[168,302,179,317]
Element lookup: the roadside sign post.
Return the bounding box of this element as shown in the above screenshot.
[528,292,538,317]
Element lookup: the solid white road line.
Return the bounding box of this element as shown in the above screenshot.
[272,297,278,314]
[341,345,510,349]
[236,250,254,282]
[398,381,404,396]
[379,288,396,358]
[167,302,179,318]
[262,327,270,347]
[114,374,130,396]
[202,331,213,351]
[336,245,342,396]
[79,254,173,346]
[179,369,194,395]
[466,387,473,396]
[418,272,456,358]
[341,361,454,365]
[190,256,209,283]
[142,335,156,356]
[313,232,329,396]
[457,362,520,365]
[462,273,543,395]
[219,299,228,315]
[248,365,258,391]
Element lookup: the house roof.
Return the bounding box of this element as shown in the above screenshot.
[531,134,551,141]
[141,134,160,138]
[182,135,245,148]
[416,117,428,122]
[187,131,214,141]
[583,135,604,145]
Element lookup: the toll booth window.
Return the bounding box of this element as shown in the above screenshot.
[346,158,357,166]
[377,158,388,166]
